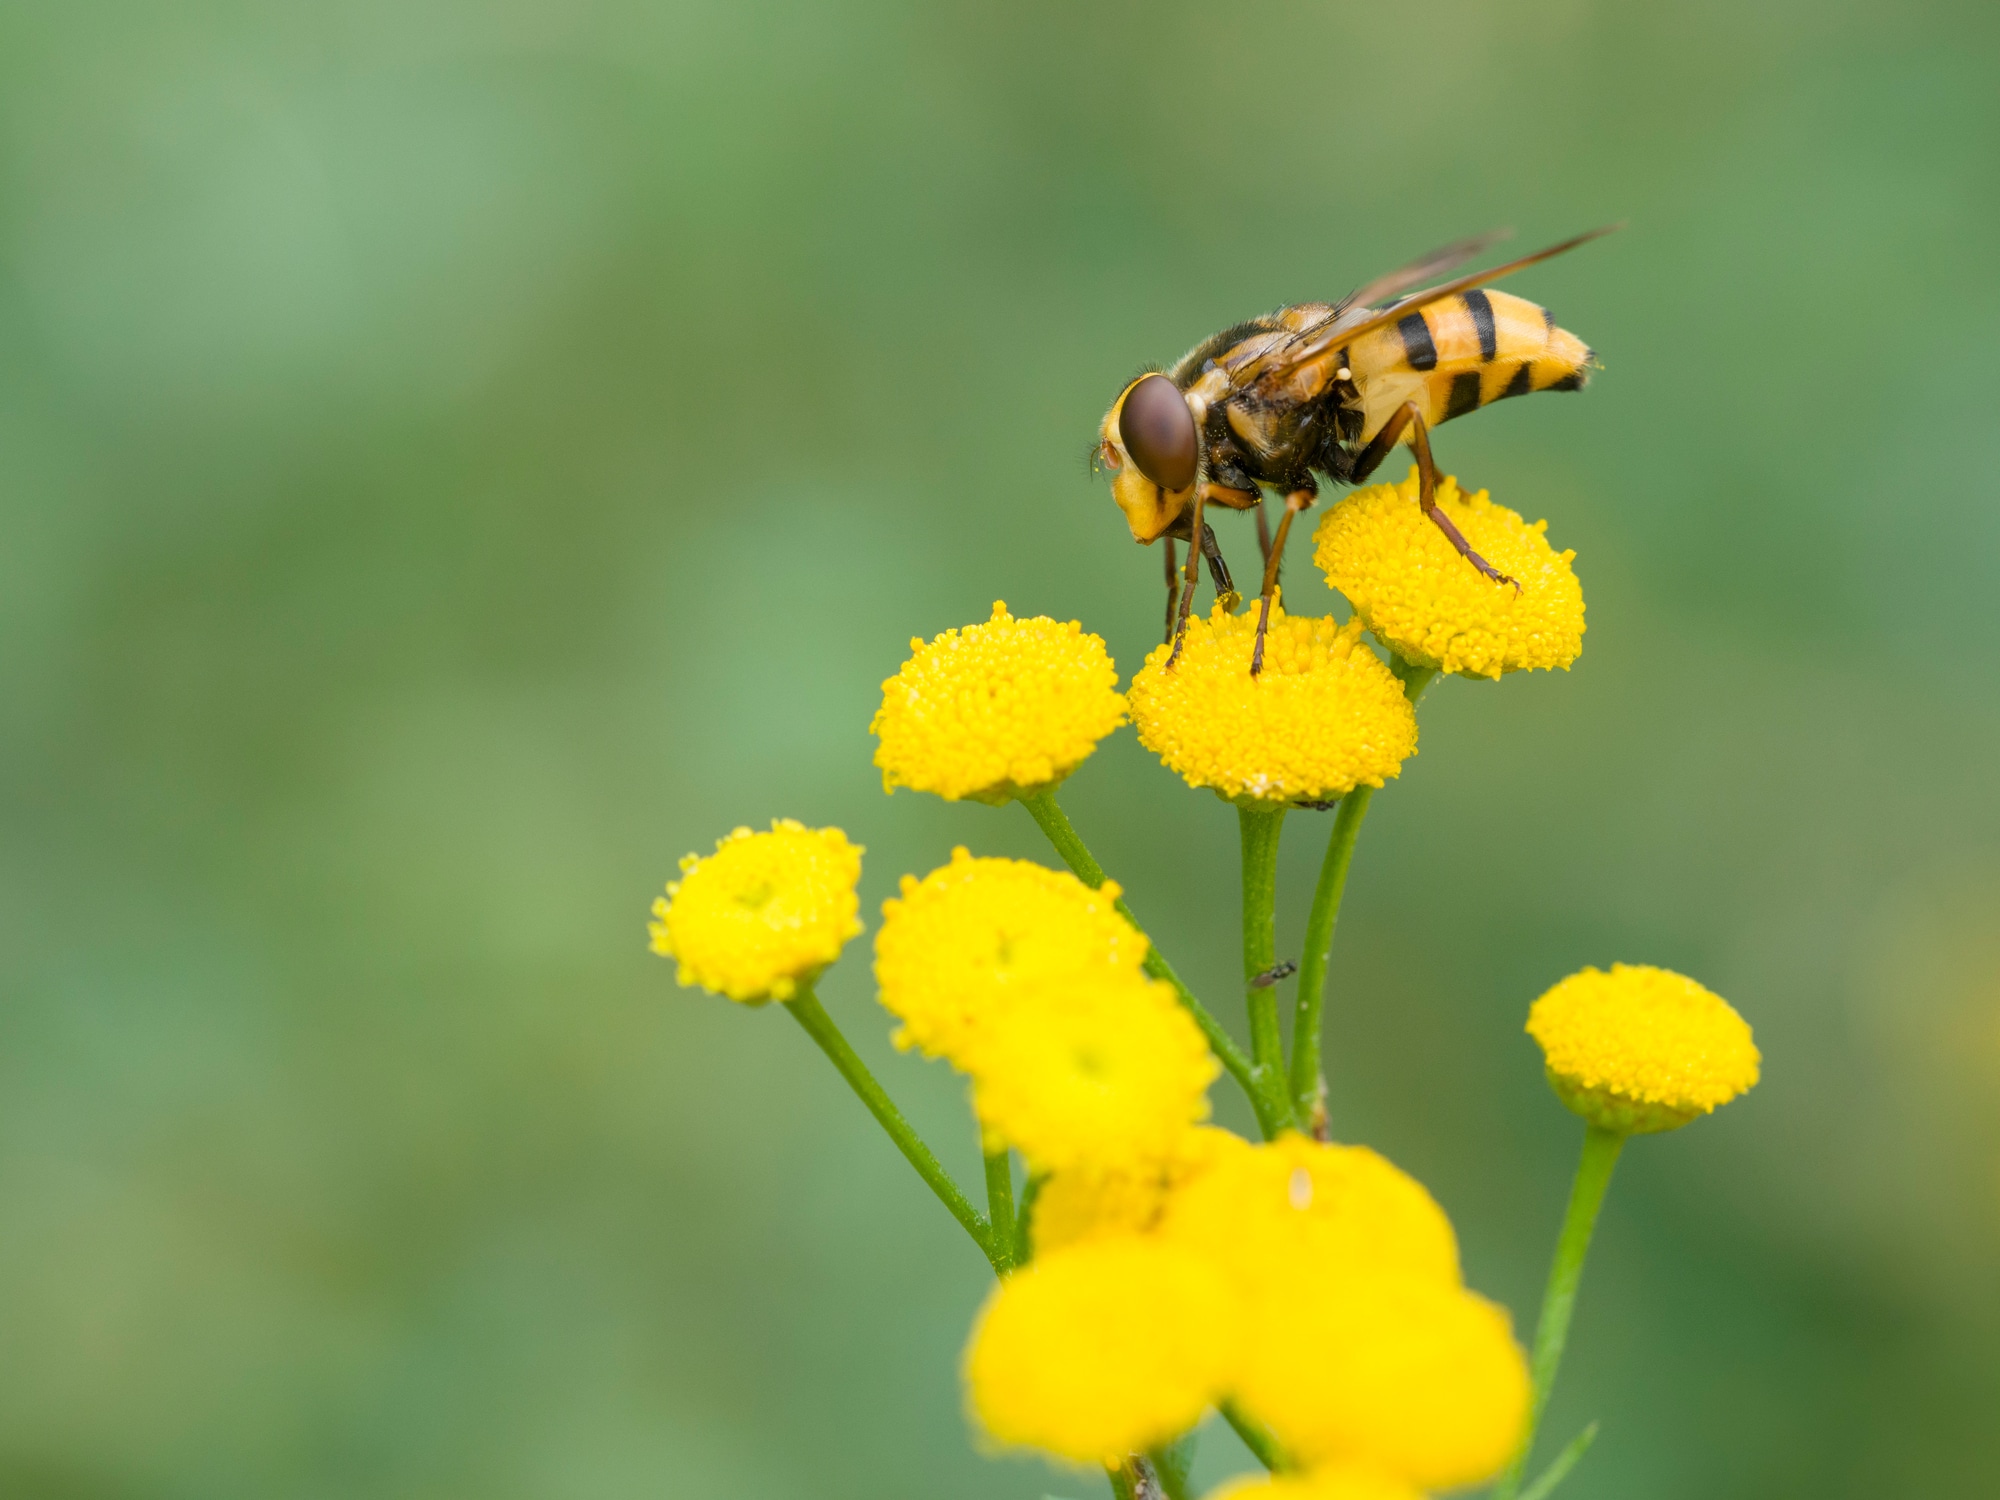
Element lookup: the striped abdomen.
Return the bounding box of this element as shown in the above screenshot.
[1345,289,1593,444]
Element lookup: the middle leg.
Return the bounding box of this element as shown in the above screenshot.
[1251,478,1318,677]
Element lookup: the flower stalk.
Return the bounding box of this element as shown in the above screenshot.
[1288,786,1372,1131]
[783,985,1003,1271]
[1237,804,1294,1132]
[1020,787,1276,1137]
[983,1149,1016,1272]
[1289,660,1434,1130]
[1494,1125,1625,1500]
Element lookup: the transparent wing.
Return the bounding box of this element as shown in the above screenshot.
[1229,224,1623,385]
[1335,230,1513,317]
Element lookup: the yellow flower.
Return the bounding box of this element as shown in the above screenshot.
[964,1235,1241,1464]
[648,820,862,1003]
[1313,471,1584,679]
[1205,1465,1425,1500]
[1159,1134,1460,1294]
[1234,1270,1530,1490]
[1126,600,1418,806]
[1527,962,1760,1133]
[1032,1127,1253,1257]
[871,602,1127,804]
[967,975,1218,1174]
[874,848,1149,1062]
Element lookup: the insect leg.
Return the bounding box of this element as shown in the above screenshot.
[1162,537,1181,644]
[1408,413,1518,591]
[1251,481,1319,676]
[1341,402,1418,486]
[1200,522,1239,610]
[1255,494,1273,564]
[1165,490,1206,669]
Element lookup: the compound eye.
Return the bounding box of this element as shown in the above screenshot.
[1117,374,1198,492]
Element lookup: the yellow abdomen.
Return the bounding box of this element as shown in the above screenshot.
[1347,289,1593,444]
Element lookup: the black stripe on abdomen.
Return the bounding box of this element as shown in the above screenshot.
[1462,290,1497,360]
[1498,362,1534,400]
[1396,311,1438,371]
[1443,370,1482,420]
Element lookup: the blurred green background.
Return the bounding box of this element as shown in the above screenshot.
[4,1,1998,1495]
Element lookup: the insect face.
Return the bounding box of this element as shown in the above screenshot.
[1101,373,1198,543]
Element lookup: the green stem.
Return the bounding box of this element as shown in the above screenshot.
[1220,1399,1286,1472]
[1288,786,1373,1130]
[783,987,1001,1272]
[1284,658,1435,1133]
[1495,1126,1626,1500]
[1517,1421,1599,1500]
[1237,803,1293,1132]
[1388,656,1440,702]
[1149,1434,1197,1500]
[983,1149,1016,1271]
[1020,788,1274,1136]
[1012,1172,1044,1267]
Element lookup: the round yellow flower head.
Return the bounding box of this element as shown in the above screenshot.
[1159,1133,1460,1294]
[1205,1465,1425,1500]
[1126,599,1418,807]
[1528,962,1760,1133]
[1313,471,1585,680]
[871,602,1127,804]
[967,976,1218,1174]
[648,820,862,1003]
[874,848,1148,1062]
[1032,1126,1253,1257]
[1234,1270,1530,1489]
[965,1235,1241,1464]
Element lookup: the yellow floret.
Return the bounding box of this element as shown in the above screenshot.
[1159,1133,1460,1295]
[648,820,862,1003]
[965,1236,1241,1464]
[1126,600,1418,806]
[1313,471,1585,679]
[968,975,1218,1174]
[871,601,1127,804]
[1032,1126,1253,1257]
[1527,962,1760,1132]
[874,848,1149,1062]
[1234,1270,1530,1489]
[1205,1465,1426,1500]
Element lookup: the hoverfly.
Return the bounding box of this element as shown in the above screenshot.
[1095,227,1615,673]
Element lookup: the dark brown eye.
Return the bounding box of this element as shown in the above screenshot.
[1118,374,1197,492]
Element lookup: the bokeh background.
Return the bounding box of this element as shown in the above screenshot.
[4,1,1998,1495]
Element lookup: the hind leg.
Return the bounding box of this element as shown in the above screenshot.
[1347,403,1516,590]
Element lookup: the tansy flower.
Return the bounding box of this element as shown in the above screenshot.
[1205,1466,1425,1500]
[1313,471,1584,680]
[648,820,862,1003]
[871,602,1126,804]
[1159,1134,1460,1295]
[1032,1126,1252,1257]
[874,848,1148,1062]
[967,975,1217,1174]
[1233,1270,1530,1490]
[1528,962,1760,1133]
[1126,600,1418,806]
[964,1235,1241,1464]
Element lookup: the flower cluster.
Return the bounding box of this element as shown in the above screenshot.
[1314,470,1585,679]
[647,820,863,1002]
[643,473,1761,1500]
[967,1131,1529,1490]
[871,601,1126,803]
[1127,601,1418,806]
